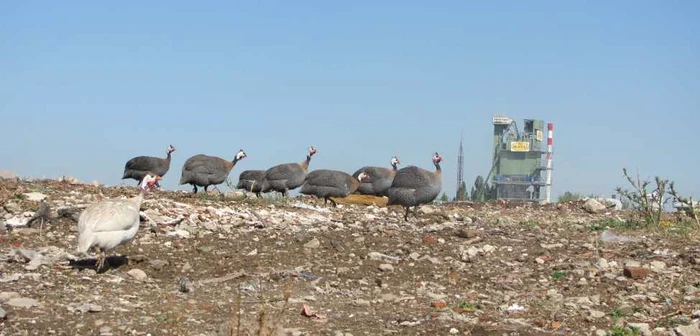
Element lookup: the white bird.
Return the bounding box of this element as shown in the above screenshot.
[76,173,161,271]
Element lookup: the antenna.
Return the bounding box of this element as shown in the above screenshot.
[456,131,465,200]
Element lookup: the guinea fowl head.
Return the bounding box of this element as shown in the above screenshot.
[357,172,371,182]
[433,152,443,173]
[433,152,442,164]
[390,156,401,169]
[140,173,162,192]
[235,149,247,161]
[167,144,176,153]
[308,146,318,157]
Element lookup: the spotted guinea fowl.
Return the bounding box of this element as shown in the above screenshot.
[76,173,161,271]
[387,152,443,221]
[352,156,400,196]
[300,170,369,207]
[260,146,317,196]
[179,149,247,194]
[236,170,265,198]
[122,144,175,186]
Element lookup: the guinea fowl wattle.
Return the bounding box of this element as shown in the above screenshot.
[387,152,443,221]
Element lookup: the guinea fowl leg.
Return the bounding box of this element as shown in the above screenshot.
[413,206,419,218]
[329,198,337,207]
[192,185,198,194]
[404,207,410,221]
[95,248,106,271]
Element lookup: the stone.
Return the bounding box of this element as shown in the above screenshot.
[6,297,42,308]
[304,237,321,249]
[627,322,652,336]
[23,192,48,202]
[675,324,700,336]
[149,259,170,271]
[422,235,437,245]
[431,301,447,309]
[127,269,148,281]
[0,292,21,302]
[455,229,477,239]
[3,200,22,214]
[0,170,18,179]
[649,261,666,272]
[597,258,610,270]
[623,266,649,280]
[583,199,607,214]
[353,299,371,307]
[590,310,606,319]
[379,264,394,272]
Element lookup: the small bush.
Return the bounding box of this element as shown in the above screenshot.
[615,168,670,227]
[557,191,583,202]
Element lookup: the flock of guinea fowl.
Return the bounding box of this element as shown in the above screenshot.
[75,145,443,271]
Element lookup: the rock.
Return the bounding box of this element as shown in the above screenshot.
[6,297,42,308]
[353,299,371,307]
[379,264,394,272]
[583,199,606,214]
[597,258,610,270]
[127,269,148,281]
[595,330,607,336]
[675,324,700,336]
[368,252,400,263]
[455,229,477,239]
[304,237,321,249]
[449,328,459,334]
[196,245,214,253]
[3,200,22,214]
[422,235,437,245]
[649,261,666,272]
[149,259,170,271]
[0,170,18,179]
[0,292,21,302]
[590,310,606,319]
[431,301,447,309]
[23,192,48,202]
[482,245,496,253]
[627,322,652,336]
[0,306,5,319]
[624,266,649,280]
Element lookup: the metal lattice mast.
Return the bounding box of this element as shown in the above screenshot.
[456,132,464,200]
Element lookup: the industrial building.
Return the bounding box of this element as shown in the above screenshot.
[483,115,554,202]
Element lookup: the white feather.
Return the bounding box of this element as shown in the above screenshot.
[76,174,159,256]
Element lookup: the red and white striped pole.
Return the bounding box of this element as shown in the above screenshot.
[545,123,554,203]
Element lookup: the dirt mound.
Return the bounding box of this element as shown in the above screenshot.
[0,178,699,335]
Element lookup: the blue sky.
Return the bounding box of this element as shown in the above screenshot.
[1,1,699,200]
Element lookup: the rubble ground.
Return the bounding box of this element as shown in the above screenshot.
[1,178,699,336]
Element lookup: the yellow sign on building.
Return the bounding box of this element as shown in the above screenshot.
[510,141,530,152]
